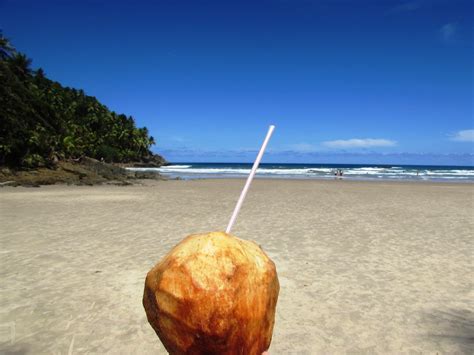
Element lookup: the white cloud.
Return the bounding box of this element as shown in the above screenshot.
[322,138,397,149]
[451,129,474,142]
[170,136,185,143]
[440,23,456,42]
[387,1,421,14]
[288,143,318,153]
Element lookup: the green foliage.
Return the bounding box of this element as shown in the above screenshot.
[0,32,156,167]
[97,144,122,162]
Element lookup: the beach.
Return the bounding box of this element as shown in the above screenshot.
[1,179,473,354]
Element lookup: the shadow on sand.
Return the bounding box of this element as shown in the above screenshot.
[0,344,30,355]
[422,308,474,353]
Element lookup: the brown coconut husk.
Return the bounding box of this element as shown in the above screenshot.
[143,231,279,355]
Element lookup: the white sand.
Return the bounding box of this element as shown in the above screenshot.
[1,179,473,354]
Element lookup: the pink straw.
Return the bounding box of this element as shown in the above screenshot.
[225,125,275,233]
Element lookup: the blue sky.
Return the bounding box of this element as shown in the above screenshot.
[1,0,473,165]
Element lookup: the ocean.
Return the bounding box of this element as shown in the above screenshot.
[127,163,474,182]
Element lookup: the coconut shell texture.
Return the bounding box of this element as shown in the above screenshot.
[143,231,279,355]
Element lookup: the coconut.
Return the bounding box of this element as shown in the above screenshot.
[143,231,279,355]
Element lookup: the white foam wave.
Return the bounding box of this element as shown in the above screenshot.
[127,166,474,181]
[161,165,192,169]
[426,170,474,176]
[158,168,327,175]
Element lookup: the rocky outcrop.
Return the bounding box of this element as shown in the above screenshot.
[120,154,168,168]
[80,157,128,180]
[0,156,167,187]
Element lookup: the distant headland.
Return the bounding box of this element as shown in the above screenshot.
[0,32,167,186]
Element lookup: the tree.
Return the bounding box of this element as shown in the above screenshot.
[0,31,15,59]
[0,34,157,167]
[9,53,33,79]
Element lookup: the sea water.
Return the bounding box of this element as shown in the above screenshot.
[127,163,474,182]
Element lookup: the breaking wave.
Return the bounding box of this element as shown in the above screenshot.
[127,163,474,182]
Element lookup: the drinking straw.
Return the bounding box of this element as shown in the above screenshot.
[225,125,275,233]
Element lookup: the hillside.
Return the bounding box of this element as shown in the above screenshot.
[0,32,165,170]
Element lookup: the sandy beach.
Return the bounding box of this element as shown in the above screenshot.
[1,179,473,354]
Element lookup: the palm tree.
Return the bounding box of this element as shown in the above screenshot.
[1,32,162,167]
[35,68,45,78]
[9,53,32,78]
[0,31,15,59]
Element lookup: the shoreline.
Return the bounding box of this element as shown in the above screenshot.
[2,160,472,187]
[156,175,474,184]
[129,163,474,184]
[2,176,474,190]
[1,176,473,190]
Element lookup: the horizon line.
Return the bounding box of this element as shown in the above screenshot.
[165,161,474,168]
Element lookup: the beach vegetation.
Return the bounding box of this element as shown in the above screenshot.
[0,32,156,168]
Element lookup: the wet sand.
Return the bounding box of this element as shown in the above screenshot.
[1,179,473,354]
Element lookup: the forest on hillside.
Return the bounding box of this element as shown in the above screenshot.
[0,32,157,168]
